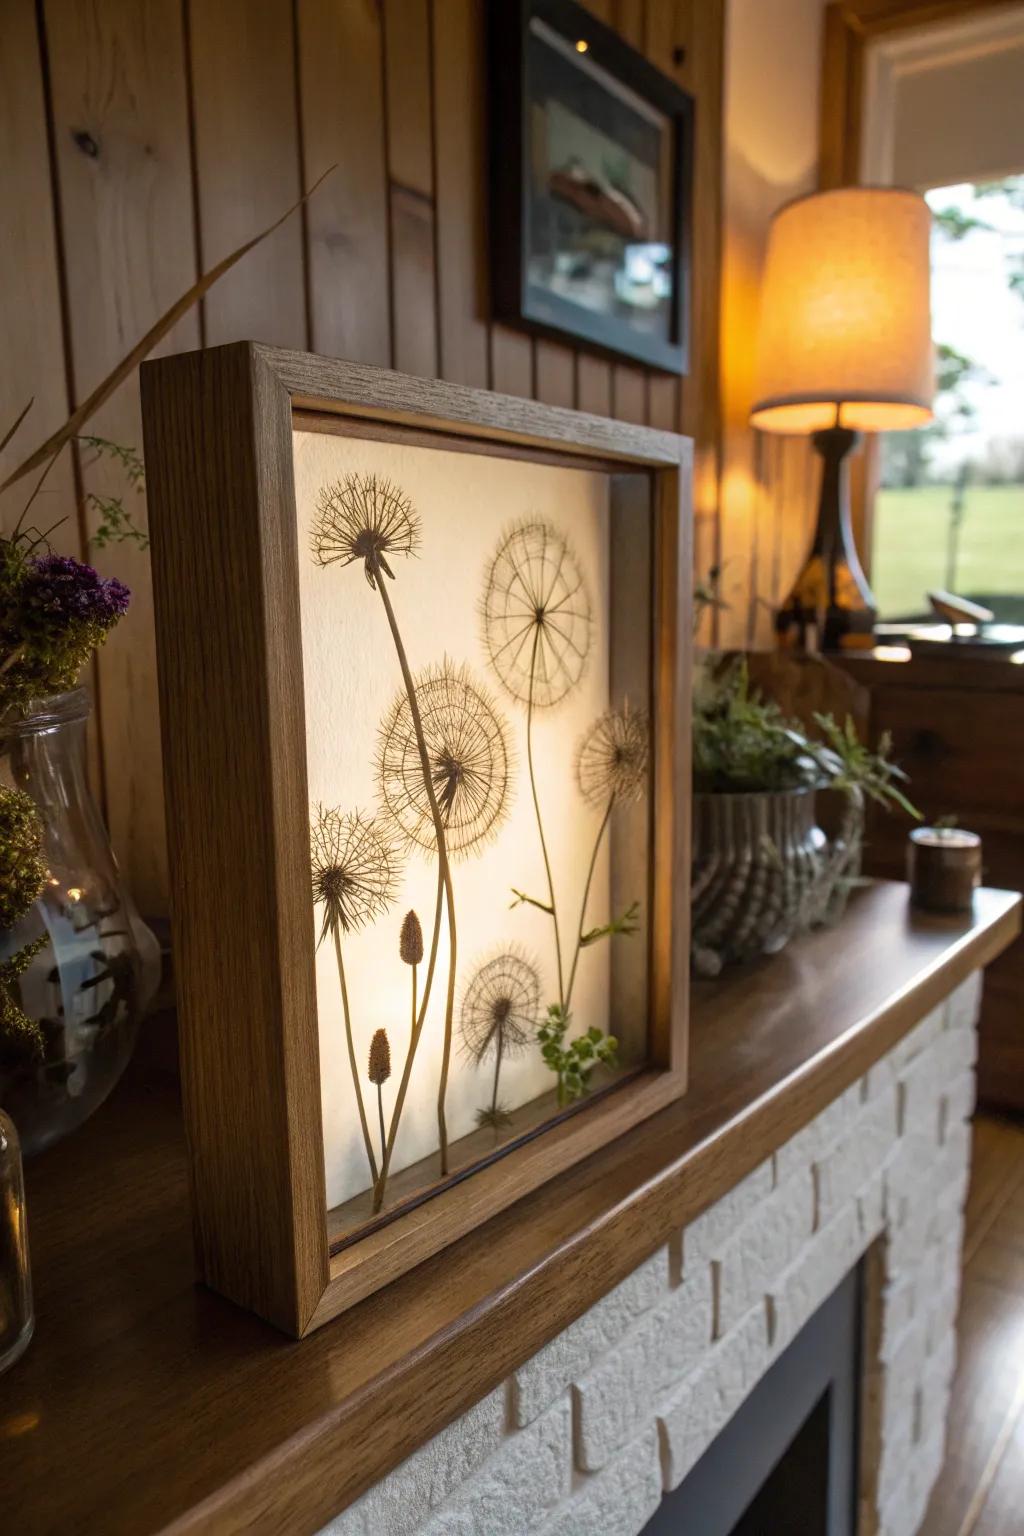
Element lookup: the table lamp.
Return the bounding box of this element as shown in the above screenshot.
[750,187,934,651]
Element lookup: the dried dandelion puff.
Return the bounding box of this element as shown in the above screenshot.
[460,948,540,1064]
[461,947,541,1130]
[481,520,592,708]
[377,660,513,859]
[311,473,421,588]
[367,1028,392,1086]
[399,909,423,966]
[310,806,402,944]
[575,705,650,811]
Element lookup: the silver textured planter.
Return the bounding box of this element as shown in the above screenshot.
[690,785,863,976]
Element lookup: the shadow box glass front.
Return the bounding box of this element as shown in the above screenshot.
[141,344,691,1336]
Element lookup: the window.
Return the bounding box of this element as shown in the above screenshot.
[872,176,1024,622]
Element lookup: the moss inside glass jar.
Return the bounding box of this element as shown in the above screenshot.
[0,689,159,1154]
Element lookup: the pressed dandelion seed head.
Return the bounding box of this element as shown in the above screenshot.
[399,908,424,966]
[481,519,592,709]
[310,805,401,944]
[311,473,420,589]
[377,659,514,860]
[576,704,650,810]
[368,1028,392,1085]
[460,947,541,1064]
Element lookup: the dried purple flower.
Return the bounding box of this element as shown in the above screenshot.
[0,551,132,710]
[23,555,130,628]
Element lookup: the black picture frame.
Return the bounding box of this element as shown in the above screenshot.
[489,0,694,376]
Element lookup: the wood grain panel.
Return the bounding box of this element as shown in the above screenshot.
[0,0,77,546]
[141,344,328,1336]
[535,338,576,408]
[490,327,533,397]
[390,185,439,378]
[43,0,200,914]
[296,0,391,365]
[383,0,434,196]
[614,0,646,47]
[920,1115,1024,1536]
[432,0,489,389]
[572,0,616,420]
[614,365,649,425]
[644,0,686,435]
[188,0,306,348]
[872,687,1024,816]
[577,356,613,416]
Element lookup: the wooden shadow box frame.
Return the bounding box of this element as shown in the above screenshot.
[140,342,693,1337]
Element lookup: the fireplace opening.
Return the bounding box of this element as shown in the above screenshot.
[644,1264,862,1535]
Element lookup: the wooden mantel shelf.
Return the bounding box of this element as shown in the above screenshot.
[4,883,1020,1536]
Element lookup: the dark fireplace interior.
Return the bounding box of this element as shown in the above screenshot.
[645,1265,862,1535]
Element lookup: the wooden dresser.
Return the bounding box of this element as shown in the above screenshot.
[836,650,1024,1112]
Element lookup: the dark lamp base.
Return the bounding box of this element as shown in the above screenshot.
[775,426,877,654]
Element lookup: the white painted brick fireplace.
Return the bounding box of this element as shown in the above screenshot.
[321,972,981,1536]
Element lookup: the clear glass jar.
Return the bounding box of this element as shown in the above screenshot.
[0,1108,32,1373]
[0,689,159,1155]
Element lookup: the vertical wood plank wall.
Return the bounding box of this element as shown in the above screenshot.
[0,0,728,916]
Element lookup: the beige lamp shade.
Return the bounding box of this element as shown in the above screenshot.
[750,187,935,434]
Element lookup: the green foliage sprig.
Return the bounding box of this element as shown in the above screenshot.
[693,659,819,793]
[537,1003,618,1105]
[77,436,149,550]
[0,786,49,1062]
[806,713,920,820]
[693,658,920,819]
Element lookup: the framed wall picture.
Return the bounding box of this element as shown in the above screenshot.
[141,344,692,1337]
[489,0,694,374]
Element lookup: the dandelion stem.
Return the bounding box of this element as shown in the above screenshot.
[332,925,379,1185]
[526,626,563,1007]
[377,1082,387,1168]
[564,794,615,1014]
[373,865,443,1213]
[373,572,458,1177]
[490,1030,504,1119]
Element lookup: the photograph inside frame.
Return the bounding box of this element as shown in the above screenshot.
[292,428,655,1245]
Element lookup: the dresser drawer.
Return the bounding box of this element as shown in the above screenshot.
[873,687,1024,817]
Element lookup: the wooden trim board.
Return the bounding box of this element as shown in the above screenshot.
[6,883,1019,1536]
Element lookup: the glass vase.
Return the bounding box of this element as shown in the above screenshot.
[0,1108,32,1373]
[0,689,159,1155]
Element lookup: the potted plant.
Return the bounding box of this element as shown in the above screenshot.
[690,656,919,976]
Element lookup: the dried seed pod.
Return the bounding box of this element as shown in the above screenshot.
[367,1028,391,1086]
[400,909,423,966]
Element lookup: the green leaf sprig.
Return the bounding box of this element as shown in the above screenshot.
[537,1003,618,1105]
